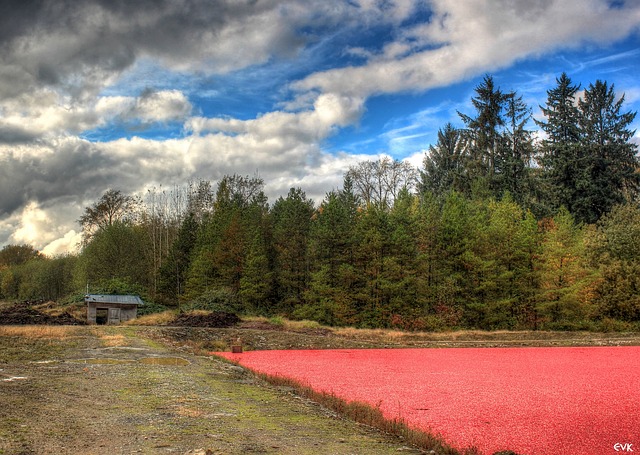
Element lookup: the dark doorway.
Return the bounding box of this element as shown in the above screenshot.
[95,308,108,325]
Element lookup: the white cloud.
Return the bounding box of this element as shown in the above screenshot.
[293,0,640,99]
[134,90,192,123]
[187,93,364,144]
[2,197,86,255]
[404,150,426,170]
[0,88,192,147]
[9,202,52,247]
[42,230,82,257]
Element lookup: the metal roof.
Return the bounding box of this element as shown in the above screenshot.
[84,294,144,305]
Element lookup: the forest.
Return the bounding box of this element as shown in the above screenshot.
[1,73,639,331]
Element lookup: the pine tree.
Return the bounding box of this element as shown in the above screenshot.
[458,75,510,195]
[271,188,315,312]
[575,80,639,223]
[499,92,535,206]
[420,123,466,197]
[536,73,582,216]
[303,178,361,324]
[353,205,390,326]
[239,229,273,314]
[479,196,539,329]
[383,188,420,328]
[184,174,268,303]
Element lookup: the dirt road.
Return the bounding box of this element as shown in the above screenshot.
[0,326,424,455]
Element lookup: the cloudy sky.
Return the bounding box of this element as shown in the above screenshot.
[1,0,639,255]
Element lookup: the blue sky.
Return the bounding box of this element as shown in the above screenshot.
[0,0,639,255]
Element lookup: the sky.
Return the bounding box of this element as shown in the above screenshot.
[1,0,639,256]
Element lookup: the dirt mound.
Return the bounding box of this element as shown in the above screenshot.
[172,311,240,328]
[0,301,85,325]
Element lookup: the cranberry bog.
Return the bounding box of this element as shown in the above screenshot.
[217,346,639,455]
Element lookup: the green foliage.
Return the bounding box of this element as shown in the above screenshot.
[587,204,640,322]
[271,188,314,312]
[573,80,639,223]
[136,301,169,316]
[0,254,77,301]
[420,123,465,197]
[0,244,43,267]
[535,209,593,328]
[181,288,241,313]
[81,221,152,291]
[537,74,639,224]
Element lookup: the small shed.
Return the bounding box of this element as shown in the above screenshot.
[85,294,144,325]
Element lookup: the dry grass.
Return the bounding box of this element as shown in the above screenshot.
[0,325,80,339]
[334,326,409,339]
[127,310,177,326]
[34,301,87,321]
[243,315,324,331]
[99,333,128,347]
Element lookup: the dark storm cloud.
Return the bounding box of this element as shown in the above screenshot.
[0,0,307,100]
[0,140,118,217]
[0,125,41,144]
[0,0,47,43]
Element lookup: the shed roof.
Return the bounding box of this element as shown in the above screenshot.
[85,294,144,306]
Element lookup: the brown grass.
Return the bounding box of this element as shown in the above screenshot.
[334,326,409,339]
[127,310,177,326]
[99,333,128,347]
[0,325,80,339]
[242,316,323,331]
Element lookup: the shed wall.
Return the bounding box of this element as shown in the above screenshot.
[87,303,138,325]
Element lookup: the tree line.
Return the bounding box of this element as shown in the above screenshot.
[1,73,639,331]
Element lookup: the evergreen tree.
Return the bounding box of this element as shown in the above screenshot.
[271,188,315,312]
[536,73,583,216]
[478,196,539,329]
[499,92,535,206]
[383,188,420,328]
[239,229,273,314]
[413,192,442,317]
[458,75,510,195]
[303,178,361,324]
[420,123,466,197]
[428,191,476,327]
[353,204,390,326]
[185,174,268,303]
[575,80,639,223]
